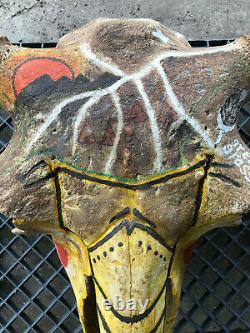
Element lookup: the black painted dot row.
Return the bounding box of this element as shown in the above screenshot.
[92,240,167,263]
[92,242,124,263]
[145,243,167,261]
[138,241,166,261]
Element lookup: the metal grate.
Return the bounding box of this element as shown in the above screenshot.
[0,41,249,333]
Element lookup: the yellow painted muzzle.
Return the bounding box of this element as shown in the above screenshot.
[89,218,174,332]
[54,217,175,333]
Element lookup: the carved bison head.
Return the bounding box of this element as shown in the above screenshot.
[0,18,249,332]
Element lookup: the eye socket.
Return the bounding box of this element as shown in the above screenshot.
[238,104,250,148]
[0,108,13,154]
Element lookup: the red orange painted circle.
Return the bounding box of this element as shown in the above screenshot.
[13,57,74,97]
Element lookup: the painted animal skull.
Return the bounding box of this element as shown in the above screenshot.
[0,18,249,333]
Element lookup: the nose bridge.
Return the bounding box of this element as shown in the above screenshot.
[87,218,173,333]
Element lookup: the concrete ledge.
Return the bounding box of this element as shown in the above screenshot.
[0,0,249,43]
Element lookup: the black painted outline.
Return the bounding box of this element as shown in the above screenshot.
[109,207,130,224]
[133,208,157,228]
[89,219,172,325]
[17,160,55,188]
[150,307,166,333]
[96,306,111,333]
[12,56,75,97]
[18,160,48,179]
[89,220,126,252]
[133,222,173,251]
[91,228,169,328]
[208,172,241,188]
[109,208,157,229]
[191,155,242,226]
[20,157,207,191]
[19,162,177,331]
[83,277,101,333]
[96,303,166,333]
[88,220,173,253]
[54,172,64,228]
[192,155,213,226]
[18,154,239,331]
[166,243,177,279]
[58,157,208,191]
[93,275,167,324]
[163,243,177,330]
[210,162,234,169]
[23,172,55,188]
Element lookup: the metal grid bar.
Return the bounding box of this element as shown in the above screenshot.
[0,40,249,333]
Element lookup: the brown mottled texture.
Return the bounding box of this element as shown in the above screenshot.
[57,18,191,73]
[0,18,249,333]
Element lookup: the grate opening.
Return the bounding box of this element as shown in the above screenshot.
[0,41,249,333]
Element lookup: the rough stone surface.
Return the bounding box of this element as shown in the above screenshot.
[0,19,249,332]
[0,0,250,42]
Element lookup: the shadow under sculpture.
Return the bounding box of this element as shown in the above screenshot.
[0,18,249,333]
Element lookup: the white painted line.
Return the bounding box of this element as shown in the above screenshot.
[80,43,126,77]
[135,78,163,173]
[28,41,234,156]
[156,63,215,148]
[72,94,103,155]
[158,42,236,58]
[71,79,129,154]
[152,29,176,46]
[104,91,124,174]
[26,90,96,152]
[81,42,236,78]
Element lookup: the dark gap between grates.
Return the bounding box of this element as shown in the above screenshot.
[0,40,249,333]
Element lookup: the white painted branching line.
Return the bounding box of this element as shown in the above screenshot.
[134,78,163,173]
[26,90,97,152]
[72,94,102,155]
[72,48,164,171]
[80,44,126,77]
[156,63,215,149]
[104,91,124,174]
[72,79,129,155]
[158,42,236,58]
[27,41,236,160]
[152,29,176,46]
[81,41,236,76]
